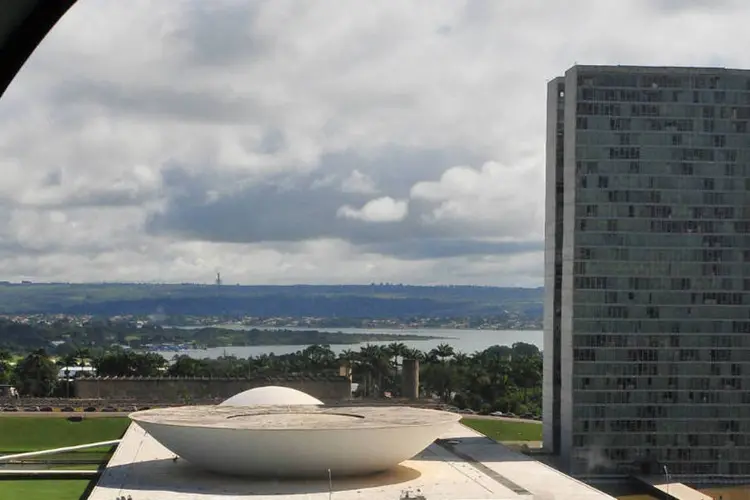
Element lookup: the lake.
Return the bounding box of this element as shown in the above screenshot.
[152,327,543,360]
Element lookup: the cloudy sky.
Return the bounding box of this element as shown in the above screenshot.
[0,0,743,285]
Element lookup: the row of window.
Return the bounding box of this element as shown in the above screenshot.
[575,447,745,464]
[573,347,747,364]
[573,405,750,420]
[573,387,750,404]
[573,458,745,477]
[575,146,742,163]
[577,247,750,262]
[575,233,750,249]
[574,275,750,289]
[577,129,750,150]
[599,116,750,133]
[572,371,743,390]
[572,370,750,390]
[581,175,748,192]
[572,332,750,346]
[573,302,750,318]
[578,87,750,106]
[579,204,740,220]
[573,431,747,448]
[575,101,750,119]
[574,160,750,176]
[573,290,750,306]
[576,189,736,206]
[576,72,745,90]
[577,219,750,235]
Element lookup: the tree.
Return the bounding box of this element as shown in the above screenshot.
[93,350,166,377]
[429,343,455,363]
[0,350,11,384]
[12,349,58,396]
[167,356,211,377]
[386,342,408,368]
[421,362,459,402]
[511,342,540,358]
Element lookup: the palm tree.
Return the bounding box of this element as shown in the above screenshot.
[357,345,391,396]
[386,342,409,370]
[429,343,455,363]
[452,352,470,367]
[403,348,424,362]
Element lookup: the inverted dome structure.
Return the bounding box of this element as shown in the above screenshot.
[219,386,323,406]
[129,405,459,477]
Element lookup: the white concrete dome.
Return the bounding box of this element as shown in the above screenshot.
[219,385,324,406]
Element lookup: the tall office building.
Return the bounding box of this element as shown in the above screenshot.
[543,65,750,481]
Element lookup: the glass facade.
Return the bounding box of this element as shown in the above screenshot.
[546,66,750,480]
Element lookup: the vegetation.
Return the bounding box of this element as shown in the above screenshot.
[187,327,445,349]
[7,341,542,416]
[0,282,542,317]
[0,417,130,452]
[461,418,542,442]
[0,416,130,500]
[9,349,58,396]
[0,480,92,500]
[0,318,447,354]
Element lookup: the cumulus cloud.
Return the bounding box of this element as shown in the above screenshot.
[337,197,408,223]
[1,0,749,285]
[411,161,543,240]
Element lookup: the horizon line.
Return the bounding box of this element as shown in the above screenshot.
[0,281,543,289]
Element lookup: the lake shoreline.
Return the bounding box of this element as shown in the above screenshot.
[148,327,542,360]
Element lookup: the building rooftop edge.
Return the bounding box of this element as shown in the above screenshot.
[564,64,750,74]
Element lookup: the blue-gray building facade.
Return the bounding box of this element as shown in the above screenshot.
[544,65,750,481]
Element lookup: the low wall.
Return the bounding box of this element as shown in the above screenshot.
[73,375,352,402]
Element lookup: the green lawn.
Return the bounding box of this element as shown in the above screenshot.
[461,418,542,442]
[0,417,131,452]
[0,417,131,500]
[0,480,92,500]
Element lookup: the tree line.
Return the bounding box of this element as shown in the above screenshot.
[1,342,542,416]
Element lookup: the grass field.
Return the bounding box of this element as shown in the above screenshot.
[0,416,131,500]
[461,418,543,442]
[0,417,131,452]
[0,480,93,500]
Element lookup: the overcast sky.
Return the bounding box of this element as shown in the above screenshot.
[0,0,743,285]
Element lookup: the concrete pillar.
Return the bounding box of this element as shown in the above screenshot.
[402,359,420,400]
[338,361,352,380]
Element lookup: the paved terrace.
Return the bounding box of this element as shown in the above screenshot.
[90,421,614,500]
[634,475,712,500]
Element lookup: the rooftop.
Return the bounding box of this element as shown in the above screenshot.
[129,405,458,430]
[220,386,324,406]
[90,420,616,500]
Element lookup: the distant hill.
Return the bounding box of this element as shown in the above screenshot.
[0,283,543,318]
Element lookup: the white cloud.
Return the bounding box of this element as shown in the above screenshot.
[340,169,378,194]
[337,197,408,223]
[1,0,749,284]
[410,161,543,240]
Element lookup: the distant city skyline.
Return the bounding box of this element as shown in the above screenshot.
[3,2,750,285]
